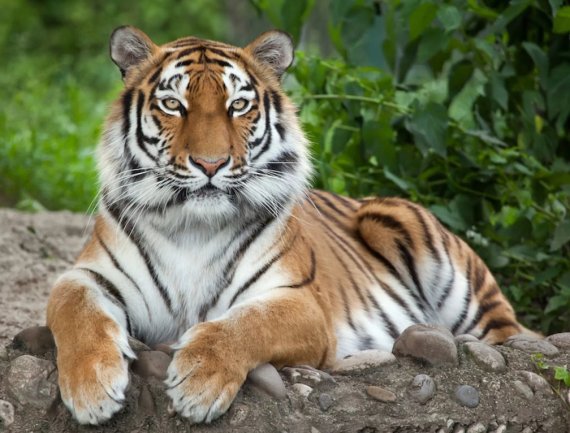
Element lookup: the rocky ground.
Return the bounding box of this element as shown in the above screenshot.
[1,209,570,433]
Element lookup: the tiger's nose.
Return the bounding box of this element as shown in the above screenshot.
[189,156,230,177]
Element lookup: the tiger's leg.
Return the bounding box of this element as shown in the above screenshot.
[356,197,526,344]
[47,270,134,424]
[165,288,334,423]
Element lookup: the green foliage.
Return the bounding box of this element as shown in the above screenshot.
[0,0,229,212]
[254,0,570,334]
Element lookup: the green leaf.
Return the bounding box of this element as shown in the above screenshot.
[545,295,569,314]
[554,6,570,33]
[522,42,549,86]
[437,5,462,32]
[449,68,488,128]
[405,101,448,157]
[551,219,570,251]
[409,2,438,41]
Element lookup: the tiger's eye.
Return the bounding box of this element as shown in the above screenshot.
[231,99,247,111]
[163,98,181,111]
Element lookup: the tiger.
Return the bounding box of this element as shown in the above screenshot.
[46,26,532,425]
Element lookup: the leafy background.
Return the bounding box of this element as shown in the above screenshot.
[1,0,569,334]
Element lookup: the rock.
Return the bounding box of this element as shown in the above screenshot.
[7,355,58,409]
[0,346,8,361]
[512,380,533,400]
[408,374,436,404]
[452,427,465,433]
[282,365,335,386]
[366,385,397,402]
[466,423,486,433]
[228,403,249,426]
[332,350,397,372]
[393,324,457,366]
[516,371,553,395]
[521,428,534,433]
[464,342,506,372]
[12,326,55,356]
[128,336,151,353]
[454,385,479,408]
[455,334,479,344]
[0,400,14,428]
[318,393,333,411]
[153,343,175,357]
[310,427,320,433]
[131,350,170,381]
[492,425,507,433]
[546,332,570,349]
[504,335,559,357]
[291,383,313,398]
[247,363,286,400]
[138,385,155,414]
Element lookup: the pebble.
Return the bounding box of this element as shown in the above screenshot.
[291,383,313,398]
[452,427,465,433]
[131,350,170,381]
[228,403,249,426]
[517,370,552,395]
[12,326,55,356]
[0,399,14,427]
[318,393,333,411]
[393,324,458,366]
[454,385,479,408]
[282,365,335,386]
[153,343,175,357]
[311,427,321,433]
[138,385,155,414]
[521,428,534,433]
[247,363,286,400]
[0,346,8,361]
[455,334,479,344]
[464,342,506,372]
[466,423,486,433]
[332,350,397,373]
[128,337,151,353]
[512,380,533,400]
[7,355,58,409]
[493,425,507,433]
[546,332,570,349]
[408,374,436,404]
[504,335,559,357]
[366,385,397,402]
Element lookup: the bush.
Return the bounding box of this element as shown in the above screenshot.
[251,0,570,333]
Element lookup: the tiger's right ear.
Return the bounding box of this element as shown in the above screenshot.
[109,26,157,79]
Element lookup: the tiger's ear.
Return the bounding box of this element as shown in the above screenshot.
[109,26,157,79]
[245,31,294,78]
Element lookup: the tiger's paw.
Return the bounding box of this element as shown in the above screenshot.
[165,322,248,424]
[57,338,133,425]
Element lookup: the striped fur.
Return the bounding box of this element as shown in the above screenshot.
[47,27,530,425]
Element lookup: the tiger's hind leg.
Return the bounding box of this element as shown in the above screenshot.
[356,197,528,344]
[47,271,134,424]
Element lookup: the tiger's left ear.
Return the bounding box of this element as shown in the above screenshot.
[245,31,294,78]
[110,26,157,79]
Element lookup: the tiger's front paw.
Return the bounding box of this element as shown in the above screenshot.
[165,322,248,424]
[57,339,132,425]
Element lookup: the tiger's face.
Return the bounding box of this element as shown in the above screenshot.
[100,27,310,223]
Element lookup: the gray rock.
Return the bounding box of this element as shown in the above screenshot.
[366,385,397,402]
[464,342,506,372]
[282,365,335,386]
[128,336,152,353]
[517,370,552,395]
[455,334,479,344]
[512,380,533,400]
[332,350,397,373]
[492,425,507,433]
[310,427,321,433]
[7,355,58,409]
[291,383,313,398]
[546,332,570,349]
[228,403,249,426]
[318,393,333,411]
[0,400,14,427]
[408,374,436,404]
[393,324,457,366]
[0,346,8,361]
[153,343,175,357]
[454,385,479,408]
[138,385,155,415]
[452,427,465,433]
[12,326,55,356]
[131,350,170,381]
[504,335,559,357]
[247,363,286,400]
[521,427,534,433]
[466,423,486,433]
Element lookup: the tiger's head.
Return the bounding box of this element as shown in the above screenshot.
[100,26,311,225]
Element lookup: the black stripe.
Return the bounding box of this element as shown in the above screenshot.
[78,268,132,335]
[312,190,350,218]
[251,92,273,161]
[135,91,158,162]
[274,123,285,140]
[103,197,174,313]
[148,67,163,84]
[330,192,359,211]
[337,282,358,332]
[284,249,316,289]
[270,90,282,114]
[462,300,502,335]
[396,239,429,305]
[472,261,486,294]
[122,89,134,138]
[328,247,370,312]
[358,212,414,247]
[480,318,519,339]
[404,203,441,263]
[176,60,194,68]
[264,151,298,174]
[451,257,473,334]
[95,232,152,320]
